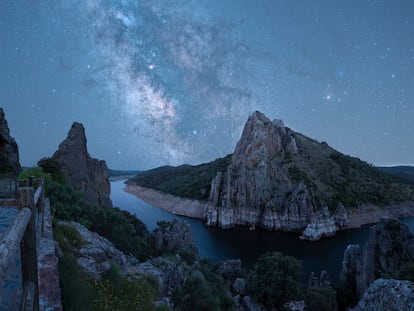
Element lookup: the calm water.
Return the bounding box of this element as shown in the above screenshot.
[111,180,414,281]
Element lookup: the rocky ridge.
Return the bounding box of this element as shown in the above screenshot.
[52,122,111,206]
[340,218,414,298]
[0,108,21,177]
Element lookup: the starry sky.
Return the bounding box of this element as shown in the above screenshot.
[1,0,413,170]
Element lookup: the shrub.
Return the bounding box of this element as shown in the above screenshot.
[247,251,303,309]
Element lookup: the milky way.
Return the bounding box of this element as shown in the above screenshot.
[1,1,413,169]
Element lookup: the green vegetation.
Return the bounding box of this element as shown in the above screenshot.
[54,223,85,253]
[172,259,233,311]
[128,155,231,200]
[47,180,151,260]
[59,255,165,311]
[305,287,337,311]
[247,251,303,310]
[35,159,234,310]
[394,262,414,282]
[286,133,414,209]
[378,166,414,184]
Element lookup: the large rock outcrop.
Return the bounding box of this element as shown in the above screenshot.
[52,122,111,206]
[206,111,341,238]
[351,278,414,311]
[0,108,21,177]
[340,218,414,297]
[58,221,183,305]
[206,112,309,230]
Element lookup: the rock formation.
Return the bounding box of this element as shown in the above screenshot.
[154,219,198,256]
[206,111,347,239]
[300,207,337,241]
[351,278,414,311]
[52,122,111,206]
[57,221,183,307]
[0,108,21,177]
[340,218,414,297]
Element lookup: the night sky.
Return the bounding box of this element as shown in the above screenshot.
[1,1,413,170]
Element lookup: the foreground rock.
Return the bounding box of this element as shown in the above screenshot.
[351,279,414,311]
[154,218,198,256]
[0,108,21,177]
[340,218,414,297]
[52,122,112,206]
[58,221,139,280]
[58,221,183,307]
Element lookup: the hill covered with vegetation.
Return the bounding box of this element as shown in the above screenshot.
[377,166,414,184]
[127,154,232,200]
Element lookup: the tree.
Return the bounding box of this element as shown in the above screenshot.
[247,251,303,309]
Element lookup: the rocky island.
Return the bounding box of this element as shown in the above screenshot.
[126,111,414,240]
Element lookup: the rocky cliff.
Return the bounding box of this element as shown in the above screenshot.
[340,218,414,298]
[0,108,21,177]
[52,122,111,206]
[206,111,352,238]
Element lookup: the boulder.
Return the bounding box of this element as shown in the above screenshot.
[300,207,337,241]
[58,221,138,280]
[233,277,247,295]
[351,279,414,311]
[154,219,198,256]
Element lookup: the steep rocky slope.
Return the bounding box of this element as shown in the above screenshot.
[51,122,112,206]
[340,218,414,298]
[0,108,21,177]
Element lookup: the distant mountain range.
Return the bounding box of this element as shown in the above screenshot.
[109,169,142,177]
[377,166,414,184]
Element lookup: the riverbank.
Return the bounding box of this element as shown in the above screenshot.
[124,184,207,219]
[347,202,414,228]
[124,183,414,231]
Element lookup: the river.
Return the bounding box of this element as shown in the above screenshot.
[110,180,414,281]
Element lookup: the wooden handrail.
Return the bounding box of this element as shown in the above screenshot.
[0,207,32,280]
[34,186,43,206]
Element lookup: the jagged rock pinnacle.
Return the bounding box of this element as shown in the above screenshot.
[52,122,112,206]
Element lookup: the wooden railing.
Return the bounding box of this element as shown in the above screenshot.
[0,178,45,311]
